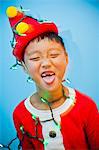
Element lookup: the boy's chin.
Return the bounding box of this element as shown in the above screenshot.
[37,80,62,92]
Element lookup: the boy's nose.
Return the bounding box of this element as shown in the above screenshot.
[41,58,51,69]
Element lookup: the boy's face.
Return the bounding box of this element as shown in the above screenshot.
[24,38,68,91]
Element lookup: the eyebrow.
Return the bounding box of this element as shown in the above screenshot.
[48,49,63,52]
[27,50,41,56]
[26,47,64,56]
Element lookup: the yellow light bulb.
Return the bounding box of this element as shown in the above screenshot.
[16,22,29,34]
[6,6,18,18]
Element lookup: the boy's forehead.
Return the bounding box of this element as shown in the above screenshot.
[24,38,65,56]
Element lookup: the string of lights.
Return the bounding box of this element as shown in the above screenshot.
[1,5,73,150]
[0,135,20,150]
[0,93,69,149]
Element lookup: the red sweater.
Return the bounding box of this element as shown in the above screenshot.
[13,90,99,150]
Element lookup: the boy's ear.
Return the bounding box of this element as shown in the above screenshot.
[65,52,69,65]
[21,61,28,74]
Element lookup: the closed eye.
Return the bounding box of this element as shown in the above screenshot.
[30,57,40,61]
[50,54,59,58]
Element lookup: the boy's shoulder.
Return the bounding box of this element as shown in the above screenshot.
[68,86,97,107]
[75,89,98,111]
[13,99,36,132]
[13,99,28,118]
[75,89,94,102]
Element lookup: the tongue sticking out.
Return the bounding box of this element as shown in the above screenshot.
[42,75,55,84]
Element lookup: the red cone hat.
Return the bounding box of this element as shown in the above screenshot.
[6,6,58,61]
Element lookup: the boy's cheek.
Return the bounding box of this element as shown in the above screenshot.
[56,62,67,71]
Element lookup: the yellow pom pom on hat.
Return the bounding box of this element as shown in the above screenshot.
[6,6,18,18]
[16,22,29,34]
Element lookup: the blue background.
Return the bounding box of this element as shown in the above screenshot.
[0,0,99,148]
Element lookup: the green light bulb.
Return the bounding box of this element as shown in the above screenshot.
[32,114,37,120]
[43,139,48,147]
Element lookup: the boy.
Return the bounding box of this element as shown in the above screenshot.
[6,6,99,150]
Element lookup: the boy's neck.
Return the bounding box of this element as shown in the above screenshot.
[36,85,66,103]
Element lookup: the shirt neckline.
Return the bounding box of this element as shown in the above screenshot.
[24,86,76,120]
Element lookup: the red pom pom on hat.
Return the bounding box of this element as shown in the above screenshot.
[6,6,58,61]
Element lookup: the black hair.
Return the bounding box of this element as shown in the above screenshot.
[35,32,65,49]
[23,32,67,61]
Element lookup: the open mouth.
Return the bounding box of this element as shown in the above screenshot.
[41,71,55,85]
